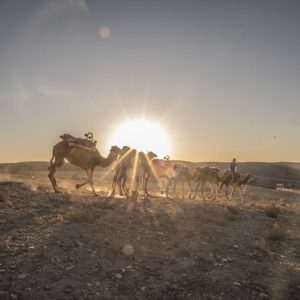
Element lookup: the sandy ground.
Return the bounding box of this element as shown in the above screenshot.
[0,172,299,300]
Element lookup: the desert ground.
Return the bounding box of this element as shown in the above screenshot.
[0,164,299,300]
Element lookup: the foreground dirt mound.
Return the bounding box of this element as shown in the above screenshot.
[0,181,299,299]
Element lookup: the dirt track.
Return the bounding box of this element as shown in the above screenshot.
[0,179,299,300]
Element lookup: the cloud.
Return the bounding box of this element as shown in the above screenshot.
[36,85,74,99]
[30,0,88,28]
[0,81,32,114]
[65,0,88,13]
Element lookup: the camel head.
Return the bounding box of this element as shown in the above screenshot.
[147,151,157,160]
[107,145,122,161]
[118,145,129,156]
[243,173,252,184]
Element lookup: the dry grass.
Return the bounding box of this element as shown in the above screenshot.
[264,204,280,218]
[66,204,92,223]
[257,237,270,253]
[226,205,239,214]
[267,223,287,241]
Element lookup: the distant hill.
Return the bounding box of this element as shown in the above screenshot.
[1,161,300,190]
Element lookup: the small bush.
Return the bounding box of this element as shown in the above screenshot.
[66,204,91,223]
[226,206,239,214]
[257,237,269,253]
[267,224,286,241]
[264,204,280,218]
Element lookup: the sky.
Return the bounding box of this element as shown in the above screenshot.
[0,0,299,163]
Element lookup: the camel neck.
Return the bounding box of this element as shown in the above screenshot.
[98,152,116,168]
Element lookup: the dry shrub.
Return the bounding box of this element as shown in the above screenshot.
[256,237,269,253]
[206,209,236,225]
[66,204,91,223]
[267,223,286,241]
[264,204,280,218]
[36,184,50,192]
[226,205,239,214]
[224,211,237,221]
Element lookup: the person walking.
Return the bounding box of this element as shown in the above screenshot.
[229,158,237,175]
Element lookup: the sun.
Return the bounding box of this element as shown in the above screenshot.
[108,119,171,158]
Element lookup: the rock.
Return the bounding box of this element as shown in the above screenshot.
[122,244,134,256]
[233,281,241,287]
[10,293,18,300]
[66,265,75,271]
[259,292,268,299]
[115,273,122,279]
[17,273,27,280]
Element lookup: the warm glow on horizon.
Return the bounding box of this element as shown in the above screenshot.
[108,119,171,158]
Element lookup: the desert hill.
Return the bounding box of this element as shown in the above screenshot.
[1,161,300,190]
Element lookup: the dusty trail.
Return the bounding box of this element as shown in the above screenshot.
[0,180,299,299]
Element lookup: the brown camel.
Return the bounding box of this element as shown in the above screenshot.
[193,167,222,200]
[136,151,158,197]
[143,156,174,196]
[218,170,252,206]
[112,149,157,197]
[110,146,135,196]
[167,165,199,199]
[48,134,121,195]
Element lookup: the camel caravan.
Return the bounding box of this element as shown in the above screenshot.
[48,132,252,204]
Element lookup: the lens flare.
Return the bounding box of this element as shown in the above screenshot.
[108,119,170,158]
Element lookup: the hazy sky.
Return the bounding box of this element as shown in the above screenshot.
[0,0,299,162]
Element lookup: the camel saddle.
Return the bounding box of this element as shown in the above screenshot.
[59,133,97,152]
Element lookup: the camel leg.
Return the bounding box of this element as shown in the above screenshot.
[75,169,90,190]
[192,181,200,200]
[48,164,61,193]
[214,184,219,200]
[121,174,130,197]
[201,183,207,201]
[174,179,179,198]
[230,186,235,198]
[188,181,192,199]
[75,169,98,195]
[239,186,244,208]
[165,178,172,198]
[218,182,224,193]
[210,184,217,201]
[144,174,151,197]
[118,176,124,196]
[181,182,184,199]
[225,184,231,201]
[88,168,97,195]
[111,173,118,196]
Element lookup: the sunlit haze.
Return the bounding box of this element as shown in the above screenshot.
[0,0,300,162]
[108,119,170,158]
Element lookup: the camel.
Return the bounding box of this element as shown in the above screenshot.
[218,170,252,206]
[142,156,174,195]
[193,167,222,200]
[111,149,158,197]
[110,146,135,197]
[135,151,158,197]
[166,165,199,199]
[48,133,121,195]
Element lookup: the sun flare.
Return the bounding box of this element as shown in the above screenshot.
[108,119,171,158]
